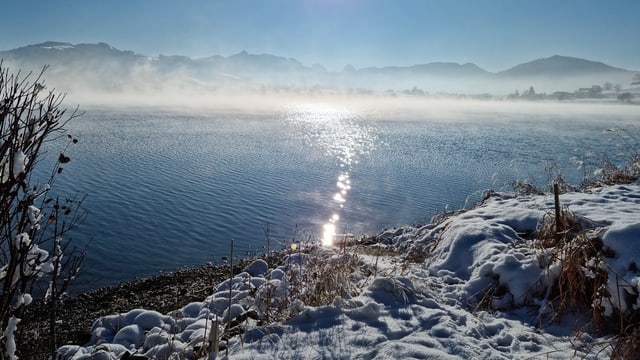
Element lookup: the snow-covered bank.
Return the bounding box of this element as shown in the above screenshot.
[57,184,640,359]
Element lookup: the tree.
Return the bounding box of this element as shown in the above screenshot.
[602,82,613,91]
[0,63,84,358]
[633,73,640,85]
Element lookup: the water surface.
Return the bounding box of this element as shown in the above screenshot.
[45,101,638,290]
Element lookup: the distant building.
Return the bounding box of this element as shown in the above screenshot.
[576,85,602,98]
[551,91,573,100]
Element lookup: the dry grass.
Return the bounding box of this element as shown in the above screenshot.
[535,205,584,248]
[475,277,509,312]
[534,207,611,327]
[592,159,639,186]
[254,244,365,324]
[464,202,635,354]
[531,206,640,359]
[298,249,362,306]
[555,234,609,326]
[612,327,640,359]
[580,127,640,188]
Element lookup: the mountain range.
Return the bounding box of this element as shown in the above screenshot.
[0,41,637,96]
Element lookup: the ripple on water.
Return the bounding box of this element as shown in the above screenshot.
[43,106,634,291]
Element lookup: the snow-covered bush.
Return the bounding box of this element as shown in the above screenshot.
[0,63,83,359]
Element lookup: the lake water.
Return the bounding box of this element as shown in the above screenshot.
[45,100,639,290]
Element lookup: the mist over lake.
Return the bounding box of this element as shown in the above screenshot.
[50,100,638,291]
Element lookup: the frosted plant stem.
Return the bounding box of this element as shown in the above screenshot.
[226,239,234,356]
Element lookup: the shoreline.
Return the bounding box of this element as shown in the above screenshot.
[17,254,283,359]
[19,182,640,359]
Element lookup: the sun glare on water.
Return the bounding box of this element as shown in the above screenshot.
[322,222,336,246]
[286,103,376,247]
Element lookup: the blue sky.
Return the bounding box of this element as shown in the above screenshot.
[1,0,638,72]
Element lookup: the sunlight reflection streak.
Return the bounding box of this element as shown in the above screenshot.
[286,103,377,247]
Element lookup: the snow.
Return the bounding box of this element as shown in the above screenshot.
[5,316,19,360]
[0,232,53,289]
[12,150,27,176]
[41,44,75,50]
[56,183,640,359]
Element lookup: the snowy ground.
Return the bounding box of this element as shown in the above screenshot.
[56,183,640,359]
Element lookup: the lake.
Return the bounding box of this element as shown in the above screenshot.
[45,99,639,291]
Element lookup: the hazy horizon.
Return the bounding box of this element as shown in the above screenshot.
[0,0,638,73]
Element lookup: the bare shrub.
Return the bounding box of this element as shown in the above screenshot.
[0,63,84,358]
